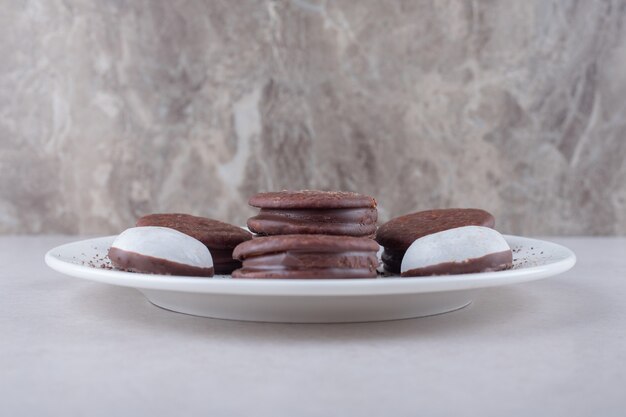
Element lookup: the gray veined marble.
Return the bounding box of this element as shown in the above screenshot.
[1,0,625,235]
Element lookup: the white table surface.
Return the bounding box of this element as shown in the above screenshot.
[1,236,625,417]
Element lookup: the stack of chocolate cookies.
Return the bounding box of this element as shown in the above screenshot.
[232,190,380,279]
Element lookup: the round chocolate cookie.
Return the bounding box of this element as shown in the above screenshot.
[375,208,496,273]
[232,234,380,279]
[247,190,378,237]
[136,213,252,274]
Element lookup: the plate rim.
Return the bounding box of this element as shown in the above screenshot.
[44,235,576,296]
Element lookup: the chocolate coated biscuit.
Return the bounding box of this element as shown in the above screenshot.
[247,190,378,237]
[109,247,214,277]
[232,234,380,279]
[376,208,496,273]
[108,226,215,277]
[249,190,376,209]
[136,213,252,274]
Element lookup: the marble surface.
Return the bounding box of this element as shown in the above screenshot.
[1,1,626,235]
[1,236,625,416]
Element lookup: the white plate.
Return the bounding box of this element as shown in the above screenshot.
[45,235,575,323]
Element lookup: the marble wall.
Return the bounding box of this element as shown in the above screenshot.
[1,0,626,235]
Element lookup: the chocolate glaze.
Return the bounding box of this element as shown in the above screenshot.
[249,190,377,209]
[233,234,380,259]
[108,247,214,277]
[243,251,377,269]
[233,250,378,279]
[233,251,378,278]
[232,234,379,279]
[401,250,513,277]
[248,207,377,237]
[232,268,377,279]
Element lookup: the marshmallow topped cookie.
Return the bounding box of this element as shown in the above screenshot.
[108,227,214,277]
[376,208,495,273]
[401,226,512,277]
[136,213,252,274]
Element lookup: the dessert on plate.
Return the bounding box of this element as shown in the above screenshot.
[105,191,509,279]
[232,234,379,279]
[247,190,378,237]
[136,213,252,274]
[375,208,495,273]
[108,226,214,277]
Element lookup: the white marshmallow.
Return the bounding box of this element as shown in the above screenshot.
[111,226,213,268]
[401,226,510,273]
